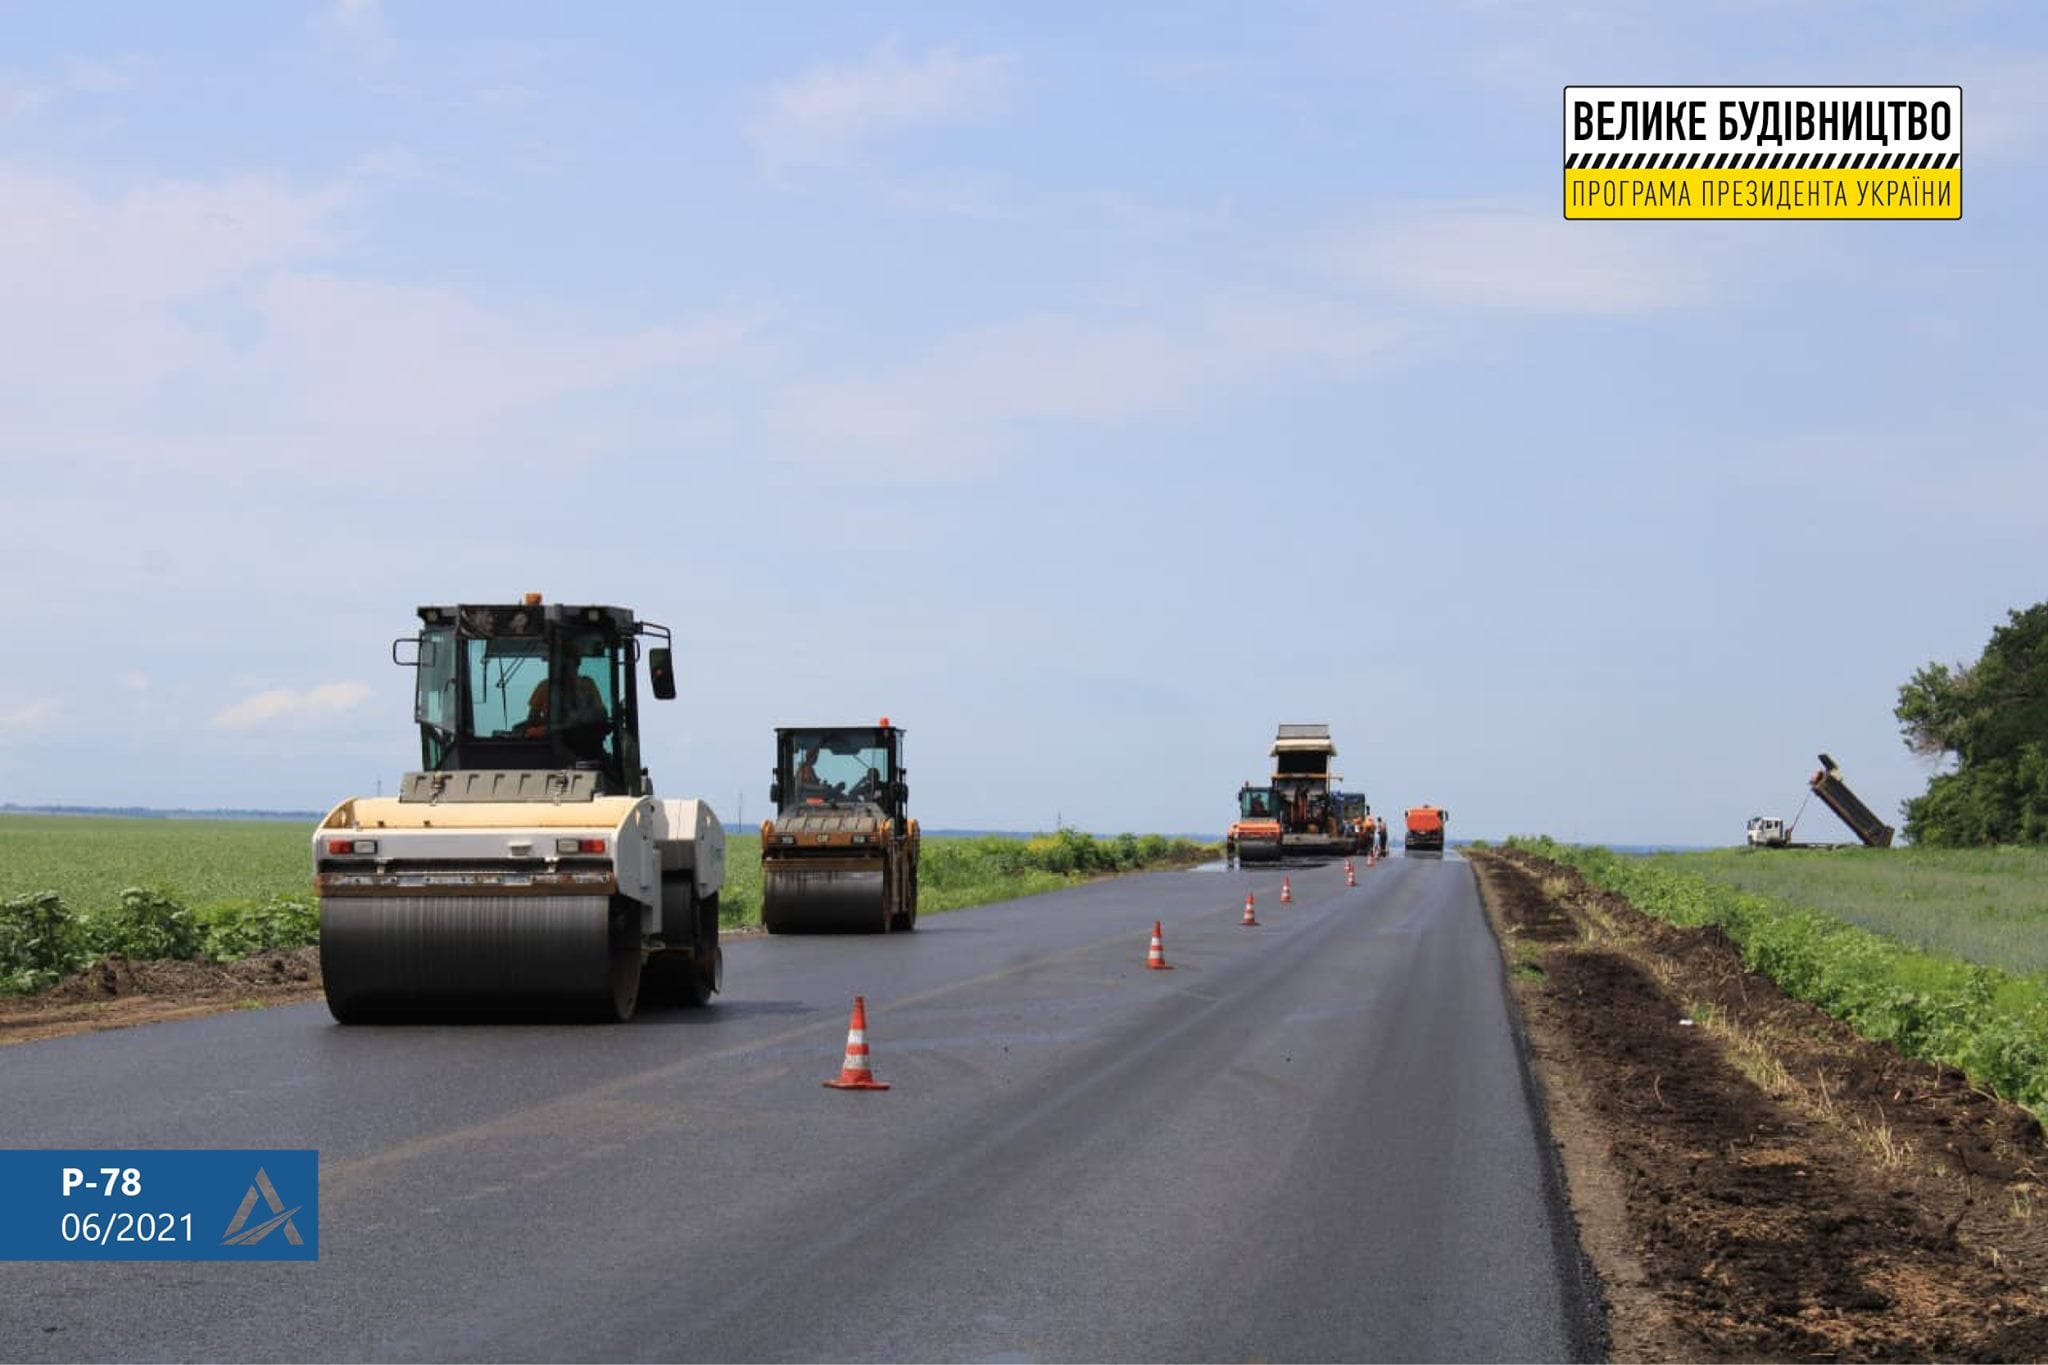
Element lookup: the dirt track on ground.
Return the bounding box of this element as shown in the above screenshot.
[1470,846,2048,1362]
[0,929,784,1045]
[0,948,324,1044]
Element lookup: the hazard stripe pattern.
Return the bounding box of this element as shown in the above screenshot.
[1565,151,1961,170]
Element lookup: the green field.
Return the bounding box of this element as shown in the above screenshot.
[1657,845,2048,976]
[0,814,314,914]
[0,814,1215,931]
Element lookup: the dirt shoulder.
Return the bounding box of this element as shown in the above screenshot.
[0,949,324,1046]
[1469,846,2048,1362]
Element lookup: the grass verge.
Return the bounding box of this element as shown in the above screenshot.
[1509,835,2048,1117]
[1658,844,2048,975]
[720,829,1216,927]
[3,815,1218,988]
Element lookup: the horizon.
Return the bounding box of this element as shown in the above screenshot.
[0,802,1727,852]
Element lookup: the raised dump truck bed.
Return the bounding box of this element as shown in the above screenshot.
[1810,753,1895,848]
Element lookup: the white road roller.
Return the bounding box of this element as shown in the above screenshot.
[312,596,724,1022]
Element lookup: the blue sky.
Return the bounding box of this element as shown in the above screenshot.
[1,1,2042,844]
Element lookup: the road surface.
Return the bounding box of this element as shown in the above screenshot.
[0,855,1598,1362]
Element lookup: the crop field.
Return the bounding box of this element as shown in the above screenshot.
[1658,845,2048,975]
[0,814,1215,932]
[0,814,312,914]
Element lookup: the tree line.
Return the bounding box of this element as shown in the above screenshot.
[1896,602,2048,845]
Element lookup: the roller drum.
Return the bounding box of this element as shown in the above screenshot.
[761,862,888,934]
[320,893,640,1022]
[1235,840,1284,864]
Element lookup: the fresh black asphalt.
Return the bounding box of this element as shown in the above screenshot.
[0,854,1599,1362]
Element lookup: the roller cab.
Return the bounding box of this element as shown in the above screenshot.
[760,722,919,934]
[1335,792,1371,855]
[313,598,723,1022]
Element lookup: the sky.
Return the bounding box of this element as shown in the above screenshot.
[0,1,2042,845]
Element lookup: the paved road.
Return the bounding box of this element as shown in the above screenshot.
[0,855,1598,1362]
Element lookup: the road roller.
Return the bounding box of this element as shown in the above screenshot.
[759,721,919,933]
[1225,782,1284,867]
[312,596,724,1022]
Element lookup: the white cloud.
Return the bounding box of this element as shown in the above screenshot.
[123,672,150,693]
[0,163,355,409]
[0,160,773,475]
[1953,55,2048,161]
[749,42,1008,174]
[1136,55,1234,93]
[1,83,49,123]
[0,700,62,734]
[242,275,773,449]
[347,146,430,183]
[1322,207,1712,315]
[0,166,352,303]
[468,85,539,114]
[880,178,1004,219]
[211,681,372,731]
[318,0,394,62]
[66,56,144,94]
[769,291,1402,476]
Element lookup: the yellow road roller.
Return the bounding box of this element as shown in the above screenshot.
[312,596,724,1021]
[760,721,919,933]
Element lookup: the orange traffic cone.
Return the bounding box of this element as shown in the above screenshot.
[1346,860,1357,887]
[1147,920,1173,970]
[1280,876,1292,904]
[823,995,890,1090]
[1241,891,1259,927]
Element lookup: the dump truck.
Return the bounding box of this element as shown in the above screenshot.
[1747,753,1895,849]
[313,596,724,1023]
[760,721,919,933]
[1226,783,1284,866]
[1405,805,1448,852]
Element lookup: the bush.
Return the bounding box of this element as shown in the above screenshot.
[95,887,206,963]
[206,897,319,961]
[0,891,90,994]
